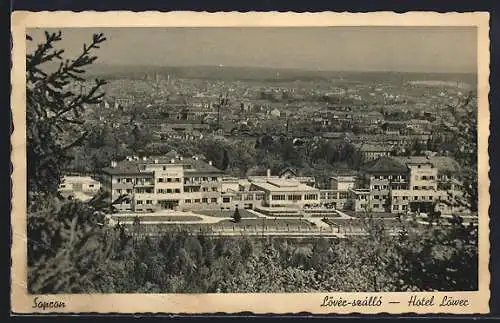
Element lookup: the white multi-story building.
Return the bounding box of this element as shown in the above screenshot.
[101,153,223,212]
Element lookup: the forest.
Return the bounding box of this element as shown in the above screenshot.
[25,31,479,294]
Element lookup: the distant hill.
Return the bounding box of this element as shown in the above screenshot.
[84,64,477,85]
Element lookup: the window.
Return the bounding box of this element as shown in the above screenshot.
[89,184,94,188]
[126,189,132,194]
[429,176,435,180]
[185,199,191,203]
[421,186,427,190]
[136,200,143,204]
[211,198,217,203]
[158,178,164,183]
[60,184,66,188]
[223,197,230,203]
[202,198,208,203]
[175,178,180,182]
[373,204,380,208]
[174,189,181,193]
[402,205,408,210]
[305,194,317,200]
[202,187,209,192]
[414,186,419,190]
[403,196,408,200]
[272,195,286,201]
[167,178,172,183]
[382,185,387,190]
[374,185,380,190]
[212,187,218,192]
[393,205,399,210]
[374,195,380,200]
[117,189,122,194]
[126,178,132,183]
[393,196,398,200]
[212,177,218,181]
[422,176,427,180]
[414,196,418,200]
[163,166,167,170]
[194,199,200,203]
[146,200,152,204]
[339,192,349,199]
[167,189,172,193]
[428,196,433,200]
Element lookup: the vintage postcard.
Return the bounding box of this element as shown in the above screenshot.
[11,11,490,314]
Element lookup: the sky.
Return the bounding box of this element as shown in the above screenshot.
[26,27,477,73]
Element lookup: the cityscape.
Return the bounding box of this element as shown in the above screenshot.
[26,26,479,294]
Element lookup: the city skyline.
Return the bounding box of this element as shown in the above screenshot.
[26,26,477,74]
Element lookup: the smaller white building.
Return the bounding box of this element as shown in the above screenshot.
[59,176,101,200]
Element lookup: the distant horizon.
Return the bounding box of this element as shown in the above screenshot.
[88,62,478,76]
[27,27,477,74]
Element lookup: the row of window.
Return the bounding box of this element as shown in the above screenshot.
[185,198,218,204]
[415,175,435,180]
[157,188,181,194]
[320,192,350,199]
[184,177,219,183]
[136,198,220,205]
[136,200,153,205]
[271,194,318,201]
[373,175,407,180]
[184,187,218,193]
[393,195,434,201]
[158,177,181,183]
[413,186,436,190]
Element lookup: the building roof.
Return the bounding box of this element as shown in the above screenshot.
[361,156,408,174]
[357,143,393,153]
[102,154,223,175]
[251,179,318,192]
[61,176,99,184]
[392,156,460,173]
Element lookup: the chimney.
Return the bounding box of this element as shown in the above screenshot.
[267,169,271,178]
[111,161,117,168]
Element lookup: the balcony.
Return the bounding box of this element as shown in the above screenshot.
[135,181,155,187]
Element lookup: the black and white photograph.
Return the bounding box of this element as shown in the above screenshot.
[11,11,490,314]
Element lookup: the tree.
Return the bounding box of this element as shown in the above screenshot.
[27,31,107,202]
[26,31,122,293]
[232,206,242,223]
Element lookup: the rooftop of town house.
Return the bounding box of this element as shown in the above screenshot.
[356,143,393,152]
[61,176,100,184]
[361,156,409,174]
[102,153,222,175]
[392,156,461,173]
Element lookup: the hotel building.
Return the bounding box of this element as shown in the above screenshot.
[101,152,223,212]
